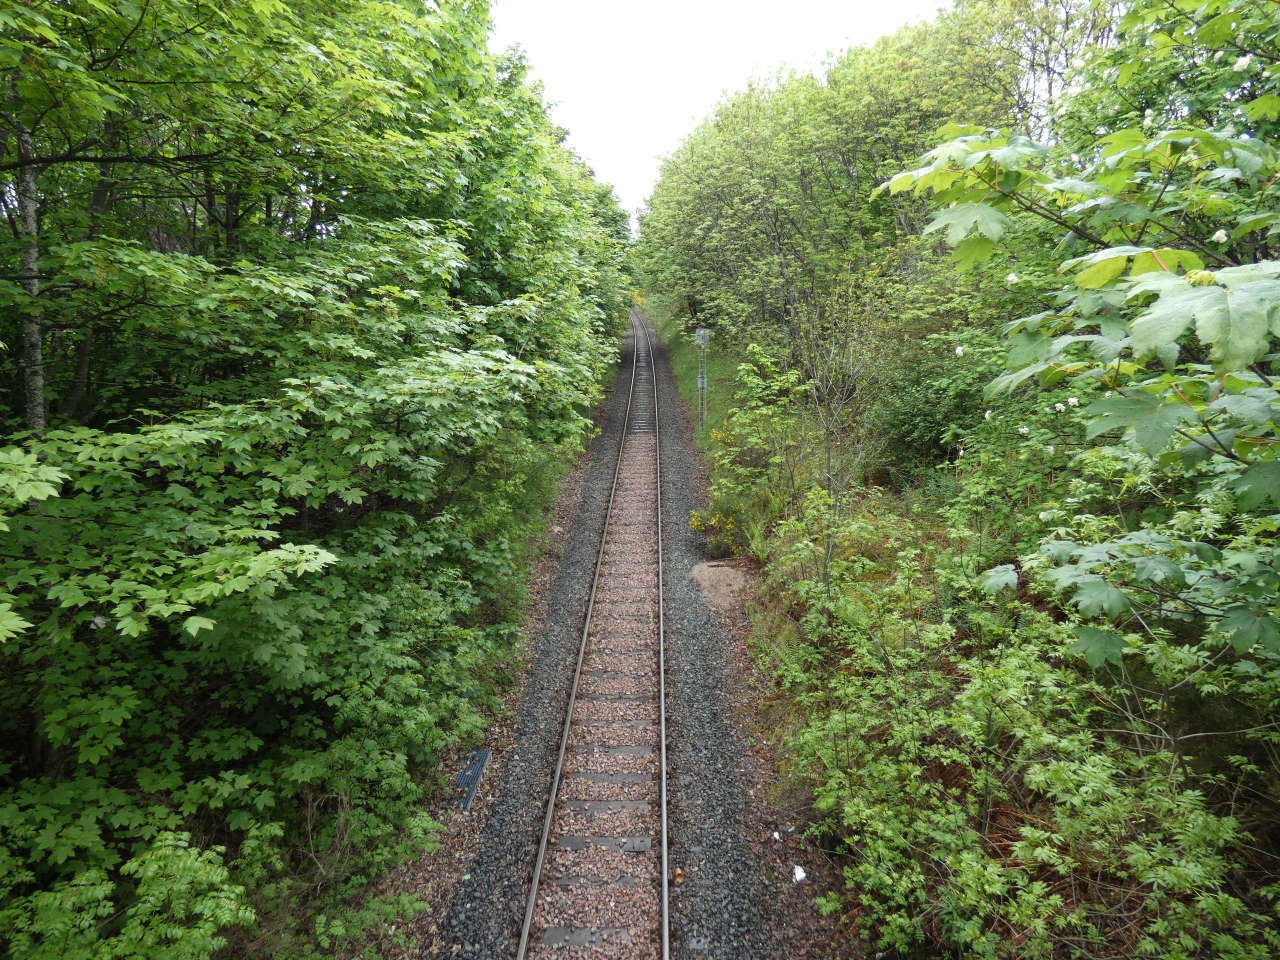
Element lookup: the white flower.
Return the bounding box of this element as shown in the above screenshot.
[955,345,966,357]
[1234,55,1252,71]
[1070,153,1080,164]
[1067,396,1079,407]
[984,409,994,421]
[91,615,108,630]
[772,831,781,842]
[1006,272,1020,284]
[1054,402,1066,413]
[1104,391,1114,398]
[1214,50,1224,61]
[793,865,807,883]
[1045,445,1056,455]
[1018,426,1030,435]
[1211,229,1229,243]
[958,447,964,457]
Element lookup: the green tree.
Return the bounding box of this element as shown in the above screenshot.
[0,2,631,957]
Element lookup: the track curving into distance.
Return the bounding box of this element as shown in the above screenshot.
[516,311,670,960]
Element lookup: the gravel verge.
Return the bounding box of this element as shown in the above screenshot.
[648,318,776,959]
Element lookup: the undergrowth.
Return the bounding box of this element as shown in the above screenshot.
[651,275,1280,957]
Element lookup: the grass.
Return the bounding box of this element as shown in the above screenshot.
[650,306,740,447]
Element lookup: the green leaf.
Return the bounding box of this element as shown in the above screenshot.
[1075,256,1128,289]
[1220,607,1280,653]
[924,203,1013,245]
[1234,462,1280,510]
[986,361,1053,396]
[0,601,32,641]
[951,235,996,270]
[1213,262,1280,286]
[1072,579,1131,619]
[1131,555,1185,586]
[1129,249,1203,275]
[1070,626,1127,667]
[1245,94,1280,122]
[1098,128,1145,157]
[1130,296,1195,356]
[1086,394,1187,454]
[183,616,216,636]
[1126,270,1189,300]
[1230,144,1267,178]
[1061,245,1151,274]
[1044,177,1102,196]
[882,168,925,195]
[1233,213,1279,239]
[1205,281,1280,370]
[1208,392,1277,425]
[978,564,1018,594]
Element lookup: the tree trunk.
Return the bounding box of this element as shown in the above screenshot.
[225,188,240,249]
[61,141,117,421]
[13,115,47,434]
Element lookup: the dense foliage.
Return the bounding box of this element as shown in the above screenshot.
[0,2,629,957]
[639,0,1280,956]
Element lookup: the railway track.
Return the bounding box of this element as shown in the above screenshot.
[516,311,670,960]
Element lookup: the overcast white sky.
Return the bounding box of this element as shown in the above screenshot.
[489,0,951,218]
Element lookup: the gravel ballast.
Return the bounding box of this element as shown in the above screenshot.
[431,318,831,959]
[646,316,778,960]
[525,322,664,960]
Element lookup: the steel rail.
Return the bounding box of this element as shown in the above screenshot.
[515,310,669,960]
[638,314,671,960]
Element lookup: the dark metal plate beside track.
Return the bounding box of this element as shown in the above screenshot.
[456,748,491,811]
